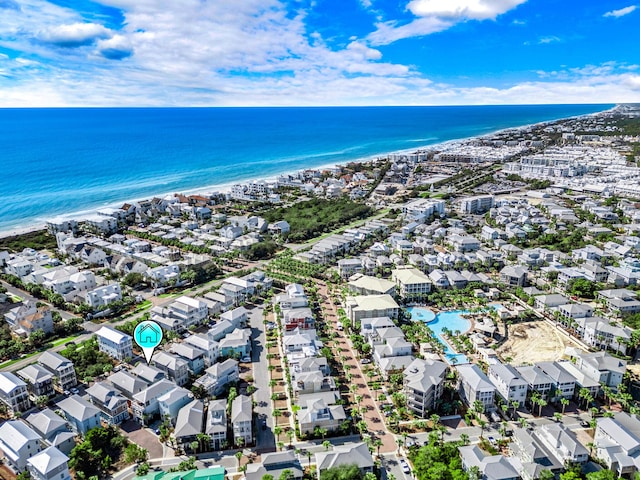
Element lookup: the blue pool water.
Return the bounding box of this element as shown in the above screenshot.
[408,307,471,365]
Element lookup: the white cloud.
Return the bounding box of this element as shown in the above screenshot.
[604,5,637,17]
[39,22,112,47]
[95,34,132,60]
[407,0,527,20]
[368,0,527,45]
[538,35,560,44]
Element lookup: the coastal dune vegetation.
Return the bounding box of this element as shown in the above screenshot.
[262,198,373,242]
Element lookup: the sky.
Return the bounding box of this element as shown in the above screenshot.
[0,0,639,106]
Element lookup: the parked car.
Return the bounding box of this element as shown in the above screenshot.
[361,358,371,364]
[400,459,411,474]
[241,356,251,363]
[336,322,344,331]
[488,436,497,446]
[70,387,79,395]
[580,420,590,428]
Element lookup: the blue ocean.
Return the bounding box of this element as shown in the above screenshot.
[0,105,611,233]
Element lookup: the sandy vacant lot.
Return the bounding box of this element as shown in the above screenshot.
[497,320,575,365]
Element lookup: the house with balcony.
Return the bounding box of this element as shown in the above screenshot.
[403,358,448,418]
[488,362,528,407]
[131,379,175,425]
[17,365,55,400]
[4,301,54,337]
[25,409,75,455]
[205,399,228,450]
[95,326,133,361]
[158,386,192,425]
[499,265,528,287]
[315,443,374,480]
[231,395,252,446]
[536,361,576,401]
[392,267,432,300]
[515,365,555,399]
[170,343,206,375]
[38,351,77,392]
[0,420,43,472]
[594,413,640,477]
[459,445,519,480]
[27,446,71,480]
[457,364,496,412]
[0,372,31,416]
[85,283,122,309]
[193,359,239,397]
[151,351,189,386]
[57,394,101,435]
[345,294,399,325]
[298,393,346,436]
[219,328,252,359]
[573,350,627,390]
[347,275,396,296]
[184,334,219,367]
[107,370,149,399]
[86,382,130,425]
[173,399,204,450]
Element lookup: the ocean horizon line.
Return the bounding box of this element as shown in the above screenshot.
[0,104,614,237]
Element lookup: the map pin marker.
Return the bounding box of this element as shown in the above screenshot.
[134,320,163,364]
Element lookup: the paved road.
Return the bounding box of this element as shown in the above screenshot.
[247,305,276,453]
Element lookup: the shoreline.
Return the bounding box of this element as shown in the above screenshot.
[0,105,616,240]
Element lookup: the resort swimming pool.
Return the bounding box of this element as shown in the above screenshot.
[407,306,471,365]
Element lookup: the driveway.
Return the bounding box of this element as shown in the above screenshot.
[120,420,164,459]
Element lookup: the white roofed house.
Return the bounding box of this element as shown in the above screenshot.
[459,445,519,480]
[151,351,190,386]
[171,342,206,375]
[347,274,396,296]
[220,306,249,329]
[345,294,399,325]
[167,295,209,330]
[337,258,363,279]
[147,264,180,287]
[581,317,632,355]
[0,371,31,416]
[231,394,252,447]
[25,409,75,455]
[392,267,432,300]
[158,386,192,425]
[205,399,227,450]
[298,393,346,436]
[403,358,448,418]
[85,283,122,309]
[107,370,149,399]
[536,361,576,401]
[573,350,627,390]
[499,265,528,287]
[86,382,129,425]
[4,301,54,337]
[487,362,528,407]
[219,328,252,359]
[457,364,496,412]
[184,333,219,367]
[27,446,71,480]
[131,379,175,425]
[193,358,239,397]
[57,394,101,435]
[594,412,640,477]
[173,399,204,452]
[245,451,303,480]
[315,442,374,479]
[0,420,43,472]
[281,307,315,332]
[38,351,77,392]
[95,325,133,361]
[17,364,55,400]
[515,365,555,400]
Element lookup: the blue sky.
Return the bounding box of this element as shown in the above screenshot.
[0,0,638,106]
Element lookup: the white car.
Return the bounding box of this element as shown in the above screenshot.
[70,387,80,394]
[241,356,251,363]
[400,459,411,474]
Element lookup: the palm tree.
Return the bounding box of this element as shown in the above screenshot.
[460,433,469,446]
[322,440,331,450]
[286,429,295,447]
[274,426,282,440]
[373,438,383,457]
[478,419,487,439]
[314,426,328,440]
[537,398,548,417]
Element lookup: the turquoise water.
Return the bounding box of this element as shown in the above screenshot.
[408,307,471,364]
[0,104,610,232]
